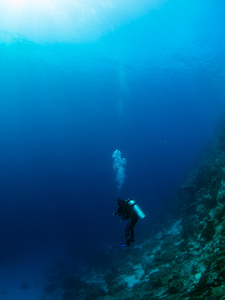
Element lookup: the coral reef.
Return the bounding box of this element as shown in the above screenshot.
[41,121,225,299]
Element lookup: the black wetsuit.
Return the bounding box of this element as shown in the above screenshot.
[115,198,138,246]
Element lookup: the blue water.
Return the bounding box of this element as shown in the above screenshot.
[0,0,225,298]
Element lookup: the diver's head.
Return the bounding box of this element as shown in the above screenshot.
[117,197,124,204]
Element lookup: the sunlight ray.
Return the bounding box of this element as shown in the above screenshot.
[0,0,164,42]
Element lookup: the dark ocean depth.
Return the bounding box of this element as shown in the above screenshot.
[0,0,225,299]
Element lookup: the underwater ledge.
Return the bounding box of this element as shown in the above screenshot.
[40,120,225,300]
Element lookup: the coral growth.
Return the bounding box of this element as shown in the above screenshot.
[41,120,225,299]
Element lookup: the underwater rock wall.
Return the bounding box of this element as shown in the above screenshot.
[41,122,225,300]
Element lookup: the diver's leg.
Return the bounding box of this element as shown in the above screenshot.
[125,219,131,246]
[130,216,138,242]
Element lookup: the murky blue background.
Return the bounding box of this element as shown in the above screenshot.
[0,1,225,296]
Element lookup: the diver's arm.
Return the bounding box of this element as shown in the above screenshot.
[112,211,120,216]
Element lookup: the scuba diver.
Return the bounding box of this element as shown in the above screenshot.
[113,197,145,246]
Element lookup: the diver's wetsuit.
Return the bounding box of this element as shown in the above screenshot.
[115,198,138,246]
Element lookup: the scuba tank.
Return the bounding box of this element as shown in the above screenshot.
[128,198,146,219]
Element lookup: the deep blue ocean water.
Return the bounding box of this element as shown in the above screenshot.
[0,0,225,298]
